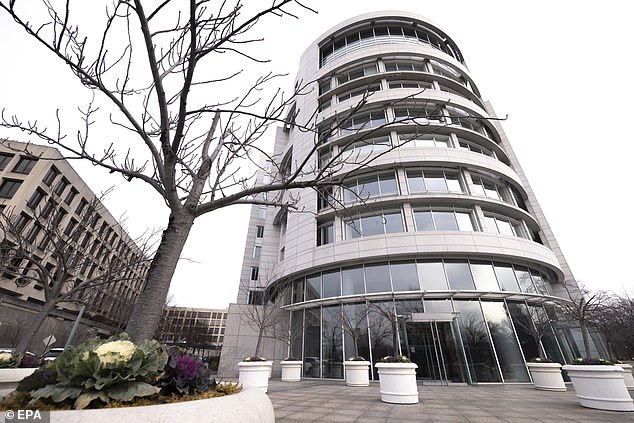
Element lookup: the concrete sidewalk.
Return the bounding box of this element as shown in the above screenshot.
[266,379,634,422]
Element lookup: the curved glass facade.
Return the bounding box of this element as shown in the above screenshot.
[223,12,598,383]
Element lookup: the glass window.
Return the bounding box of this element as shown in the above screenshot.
[481,302,530,382]
[54,178,69,196]
[456,212,474,231]
[322,270,341,298]
[305,274,321,301]
[290,310,303,359]
[361,215,383,236]
[252,245,261,259]
[257,206,266,219]
[407,169,462,193]
[342,266,365,296]
[390,261,419,291]
[365,263,391,293]
[317,222,334,246]
[515,266,536,293]
[317,187,335,210]
[399,132,450,148]
[384,212,404,233]
[42,166,59,186]
[250,266,259,281]
[470,261,500,291]
[64,187,78,205]
[0,153,13,170]
[507,302,540,361]
[303,308,320,378]
[344,211,404,239]
[0,179,22,199]
[433,211,459,231]
[322,305,343,379]
[293,278,305,303]
[12,157,38,174]
[413,210,434,231]
[453,300,501,382]
[530,271,549,295]
[342,303,370,361]
[27,189,46,210]
[494,263,520,292]
[256,225,264,238]
[344,172,398,202]
[445,260,475,290]
[417,261,448,290]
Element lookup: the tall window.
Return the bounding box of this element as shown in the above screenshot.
[344,172,398,202]
[407,169,462,193]
[252,245,261,259]
[54,178,70,196]
[12,157,38,174]
[27,189,47,210]
[255,225,264,238]
[317,222,334,246]
[317,187,335,210]
[42,166,60,186]
[344,210,404,239]
[250,266,259,281]
[0,153,14,170]
[0,179,23,199]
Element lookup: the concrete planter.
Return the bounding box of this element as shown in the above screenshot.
[238,361,273,393]
[375,362,419,404]
[280,361,302,382]
[616,363,634,389]
[562,364,634,411]
[526,362,566,391]
[0,368,37,398]
[46,387,274,423]
[344,361,370,387]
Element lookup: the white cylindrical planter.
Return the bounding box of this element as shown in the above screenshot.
[0,368,36,399]
[238,361,273,393]
[616,363,634,390]
[562,365,634,411]
[344,361,370,387]
[280,361,302,382]
[47,387,274,423]
[375,362,419,404]
[526,362,566,391]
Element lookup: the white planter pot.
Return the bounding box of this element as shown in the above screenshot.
[0,368,37,399]
[526,362,566,391]
[238,361,273,393]
[616,363,634,389]
[280,361,302,382]
[344,361,370,387]
[562,364,634,411]
[375,362,419,404]
[47,387,274,423]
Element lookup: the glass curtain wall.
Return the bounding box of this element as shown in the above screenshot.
[322,305,344,378]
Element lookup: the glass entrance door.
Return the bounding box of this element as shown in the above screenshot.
[402,318,473,384]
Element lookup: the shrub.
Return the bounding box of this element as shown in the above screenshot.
[572,357,614,365]
[528,357,554,363]
[242,356,267,362]
[378,355,410,363]
[346,356,367,362]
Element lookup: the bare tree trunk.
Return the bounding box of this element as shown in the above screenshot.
[580,320,592,357]
[16,300,57,353]
[255,326,265,357]
[126,211,195,341]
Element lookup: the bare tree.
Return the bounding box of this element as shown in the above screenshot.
[338,301,372,359]
[509,303,555,360]
[594,292,634,360]
[238,271,297,358]
[559,280,611,358]
[0,194,152,353]
[368,301,400,357]
[0,1,505,343]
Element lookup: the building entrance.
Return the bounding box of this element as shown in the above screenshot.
[401,313,474,385]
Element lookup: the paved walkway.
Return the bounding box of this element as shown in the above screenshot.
[266,380,634,423]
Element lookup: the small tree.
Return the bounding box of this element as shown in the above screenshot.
[0,193,152,353]
[510,303,554,360]
[559,280,611,358]
[368,300,401,357]
[238,271,298,358]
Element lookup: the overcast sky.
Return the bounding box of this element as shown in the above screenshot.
[1,1,632,309]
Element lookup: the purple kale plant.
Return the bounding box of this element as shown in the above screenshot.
[159,347,214,395]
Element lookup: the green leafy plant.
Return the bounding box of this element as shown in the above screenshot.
[0,351,22,368]
[282,357,301,361]
[347,356,367,362]
[16,333,168,409]
[572,357,614,365]
[378,355,411,363]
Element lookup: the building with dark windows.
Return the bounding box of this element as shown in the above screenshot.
[155,307,228,360]
[0,140,148,352]
[218,12,606,382]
